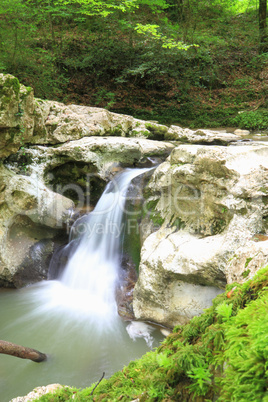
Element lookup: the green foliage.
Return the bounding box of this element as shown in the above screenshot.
[156,352,174,369]
[218,292,268,401]
[135,23,194,50]
[227,109,268,130]
[95,89,116,109]
[143,199,164,227]
[187,365,212,396]
[242,268,250,278]
[0,0,266,129]
[245,257,253,268]
[216,301,233,322]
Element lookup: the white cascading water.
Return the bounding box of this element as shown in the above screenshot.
[48,168,148,321]
[32,168,152,328]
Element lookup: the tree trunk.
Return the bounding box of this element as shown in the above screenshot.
[177,0,184,21]
[259,0,268,53]
[0,340,47,362]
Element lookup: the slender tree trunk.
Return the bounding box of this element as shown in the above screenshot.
[11,24,18,66]
[177,0,184,21]
[0,340,47,362]
[259,0,268,53]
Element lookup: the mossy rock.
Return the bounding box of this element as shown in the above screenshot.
[45,162,106,206]
[145,123,168,141]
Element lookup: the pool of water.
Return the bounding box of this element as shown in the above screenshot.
[0,284,164,402]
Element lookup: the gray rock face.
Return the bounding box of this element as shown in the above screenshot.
[133,143,268,327]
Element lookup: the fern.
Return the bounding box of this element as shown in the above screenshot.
[187,365,212,396]
[156,352,173,369]
[216,301,233,322]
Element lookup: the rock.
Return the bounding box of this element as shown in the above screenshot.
[0,74,34,159]
[167,125,239,144]
[0,73,245,161]
[4,173,74,228]
[225,239,268,284]
[9,136,174,209]
[133,229,225,327]
[12,237,61,288]
[133,143,268,327]
[0,164,73,287]
[116,255,138,321]
[10,384,63,402]
[234,129,250,136]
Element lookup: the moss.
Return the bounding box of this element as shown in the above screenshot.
[145,123,168,140]
[259,187,268,194]
[3,76,20,95]
[242,268,250,278]
[245,257,253,268]
[172,217,185,230]
[127,129,149,138]
[172,135,189,142]
[25,86,32,93]
[0,76,21,112]
[239,207,248,215]
[143,199,164,227]
[105,124,124,136]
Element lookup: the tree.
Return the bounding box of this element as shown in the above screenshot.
[259,0,268,53]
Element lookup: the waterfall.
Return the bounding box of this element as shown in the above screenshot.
[38,168,149,323]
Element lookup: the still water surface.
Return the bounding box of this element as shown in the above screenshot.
[0,283,163,401]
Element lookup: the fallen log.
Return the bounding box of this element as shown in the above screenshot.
[0,340,47,362]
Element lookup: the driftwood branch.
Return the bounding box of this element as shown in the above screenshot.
[0,340,47,362]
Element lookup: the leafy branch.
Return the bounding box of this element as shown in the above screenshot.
[135,23,197,50]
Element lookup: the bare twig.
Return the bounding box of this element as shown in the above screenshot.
[90,372,105,396]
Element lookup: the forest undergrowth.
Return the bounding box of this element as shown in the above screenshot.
[1,0,267,130]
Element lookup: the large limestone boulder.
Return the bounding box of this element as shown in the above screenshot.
[31,100,240,146]
[133,143,268,327]
[166,125,239,144]
[0,73,242,160]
